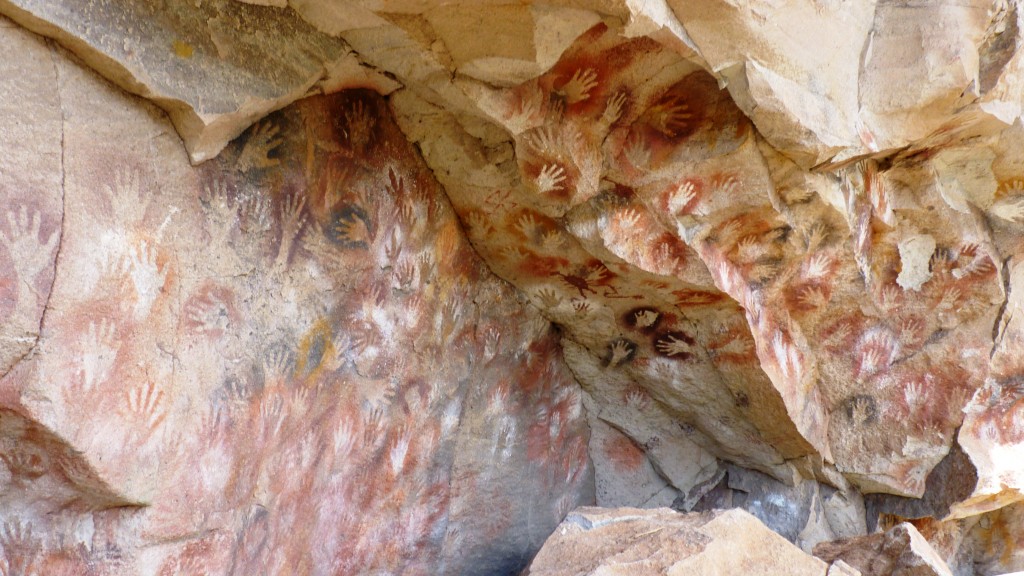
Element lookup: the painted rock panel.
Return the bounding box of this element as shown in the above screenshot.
[398,22,817,493]
[9,2,1024,573]
[0,18,62,383]
[395,20,997,501]
[0,0,397,162]
[0,22,591,575]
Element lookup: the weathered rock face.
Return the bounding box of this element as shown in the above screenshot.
[0,19,591,574]
[0,0,398,162]
[6,0,1024,574]
[814,522,955,576]
[396,18,995,504]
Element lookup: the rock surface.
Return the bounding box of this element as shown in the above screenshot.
[4,0,1024,574]
[0,0,398,162]
[690,464,866,553]
[0,18,590,574]
[814,523,954,576]
[526,506,829,576]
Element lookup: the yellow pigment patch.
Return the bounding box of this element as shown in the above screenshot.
[295,319,335,381]
[172,40,194,59]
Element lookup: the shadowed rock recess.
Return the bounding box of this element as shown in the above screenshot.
[3,1,1024,575]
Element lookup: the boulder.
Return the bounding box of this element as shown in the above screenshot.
[814,523,955,576]
[526,506,829,576]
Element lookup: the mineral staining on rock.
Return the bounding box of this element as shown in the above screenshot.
[0,18,63,385]
[397,18,998,504]
[0,0,397,162]
[814,522,956,576]
[0,23,589,574]
[401,23,820,495]
[5,0,1024,574]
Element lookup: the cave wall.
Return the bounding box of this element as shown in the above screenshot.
[0,18,591,574]
[3,0,1024,574]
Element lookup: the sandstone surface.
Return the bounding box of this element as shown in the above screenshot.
[526,506,829,576]
[814,522,955,576]
[3,0,1024,574]
[0,18,590,574]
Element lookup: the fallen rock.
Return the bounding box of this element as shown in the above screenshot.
[526,506,829,576]
[814,522,955,576]
[829,560,865,576]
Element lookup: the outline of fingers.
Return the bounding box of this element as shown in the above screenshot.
[238,121,283,171]
[670,182,697,213]
[1,206,59,278]
[188,294,229,333]
[241,194,272,233]
[106,168,150,223]
[129,240,167,287]
[601,92,627,125]
[624,136,650,167]
[263,347,294,382]
[204,179,231,208]
[112,169,140,202]
[656,335,690,356]
[562,68,599,104]
[528,127,560,155]
[282,193,307,229]
[536,164,566,193]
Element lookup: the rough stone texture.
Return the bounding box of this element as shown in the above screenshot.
[0,0,398,162]
[586,404,687,509]
[526,506,829,576]
[393,18,995,504]
[397,22,818,493]
[6,0,1024,574]
[691,464,866,553]
[0,19,591,574]
[829,560,865,576]
[667,0,1024,168]
[966,501,1024,574]
[0,17,62,385]
[814,523,955,576]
